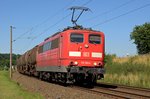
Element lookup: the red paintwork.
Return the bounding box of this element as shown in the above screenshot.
[36,29,105,68]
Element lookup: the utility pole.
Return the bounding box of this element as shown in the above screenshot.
[10,26,12,78]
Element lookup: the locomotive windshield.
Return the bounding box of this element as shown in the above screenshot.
[89,34,101,44]
[70,33,83,43]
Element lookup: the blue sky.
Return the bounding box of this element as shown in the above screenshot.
[0,0,150,56]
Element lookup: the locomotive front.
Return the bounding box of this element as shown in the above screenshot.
[60,29,105,84]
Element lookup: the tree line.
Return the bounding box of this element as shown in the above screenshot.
[0,53,20,70]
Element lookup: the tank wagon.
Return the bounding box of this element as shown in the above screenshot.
[17,26,105,84]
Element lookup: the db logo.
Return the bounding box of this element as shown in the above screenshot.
[83,52,89,57]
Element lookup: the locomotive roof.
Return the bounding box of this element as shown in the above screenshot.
[63,25,101,32]
[44,26,101,41]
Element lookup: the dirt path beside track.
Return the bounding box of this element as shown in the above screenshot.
[12,72,107,99]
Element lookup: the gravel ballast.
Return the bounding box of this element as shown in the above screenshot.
[12,72,108,99]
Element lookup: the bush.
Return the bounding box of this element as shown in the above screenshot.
[104,54,116,64]
[101,54,150,88]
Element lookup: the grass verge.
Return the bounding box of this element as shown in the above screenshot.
[0,71,43,99]
[100,54,150,88]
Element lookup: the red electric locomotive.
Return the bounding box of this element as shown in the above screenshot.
[37,27,105,83]
[17,6,105,85]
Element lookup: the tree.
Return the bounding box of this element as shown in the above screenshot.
[0,53,21,70]
[130,22,150,54]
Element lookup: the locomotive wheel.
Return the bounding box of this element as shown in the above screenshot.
[86,74,97,87]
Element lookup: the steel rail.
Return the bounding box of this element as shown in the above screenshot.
[96,82,150,99]
[97,82,150,93]
[71,86,127,99]
[95,86,150,99]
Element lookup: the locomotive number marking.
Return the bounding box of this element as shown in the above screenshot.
[81,61,91,65]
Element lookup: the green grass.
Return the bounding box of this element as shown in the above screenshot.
[100,54,150,88]
[0,71,43,99]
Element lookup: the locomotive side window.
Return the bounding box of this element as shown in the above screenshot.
[42,38,59,52]
[70,33,83,43]
[89,34,101,44]
[51,38,59,49]
[43,42,51,52]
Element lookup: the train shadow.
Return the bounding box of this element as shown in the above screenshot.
[96,83,118,89]
[73,82,95,89]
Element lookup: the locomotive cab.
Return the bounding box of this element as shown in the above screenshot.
[60,28,105,84]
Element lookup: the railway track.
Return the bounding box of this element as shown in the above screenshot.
[72,83,150,99]
[72,86,127,99]
[97,82,150,98]
[16,72,150,98]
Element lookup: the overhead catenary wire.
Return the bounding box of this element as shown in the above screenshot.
[81,0,93,6]
[82,0,135,22]
[32,0,76,30]
[14,0,93,43]
[13,28,33,42]
[20,13,71,53]
[32,13,71,40]
[17,0,94,53]
[92,3,150,27]
[31,0,94,40]
[13,0,76,42]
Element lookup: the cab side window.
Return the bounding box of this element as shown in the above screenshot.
[38,45,43,53]
[51,38,59,49]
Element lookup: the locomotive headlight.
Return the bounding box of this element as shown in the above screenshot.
[74,61,78,65]
[93,62,97,66]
